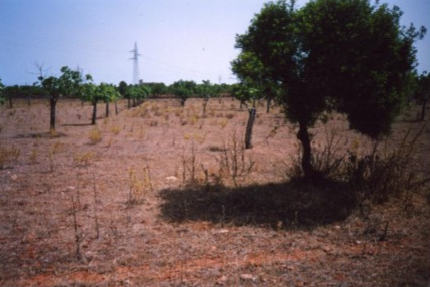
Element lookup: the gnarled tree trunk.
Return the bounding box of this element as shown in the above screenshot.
[245,108,257,149]
[297,120,313,179]
[91,101,98,125]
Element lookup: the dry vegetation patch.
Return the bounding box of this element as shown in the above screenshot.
[0,98,429,286]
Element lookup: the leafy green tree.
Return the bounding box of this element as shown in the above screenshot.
[169,80,197,106]
[38,66,84,131]
[146,82,168,98]
[232,51,277,111]
[125,84,151,107]
[417,72,430,121]
[4,85,21,108]
[81,80,119,125]
[231,83,260,109]
[233,0,426,179]
[118,81,130,108]
[197,80,216,115]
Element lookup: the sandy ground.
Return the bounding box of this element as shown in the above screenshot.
[0,97,429,286]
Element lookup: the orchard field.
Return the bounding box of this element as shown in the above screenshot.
[0,98,429,286]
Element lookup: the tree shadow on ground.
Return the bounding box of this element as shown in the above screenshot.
[159,178,357,230]
[61,123,93,127]
[15,131,67,139]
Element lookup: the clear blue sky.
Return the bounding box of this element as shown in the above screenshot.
[0,0,429,86]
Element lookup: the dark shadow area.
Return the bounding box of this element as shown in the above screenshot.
[159,179,357,230]
[15,132,67,139]
[61,123,93,127]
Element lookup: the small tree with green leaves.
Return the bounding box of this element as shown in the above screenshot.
[39,66,84,131]
[197,80,217,115]
[81,80,119,125]
[169,80,197,106]
[126,85,151,107]
[118,81,130,108]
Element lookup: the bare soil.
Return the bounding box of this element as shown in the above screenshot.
[0,97,429,286]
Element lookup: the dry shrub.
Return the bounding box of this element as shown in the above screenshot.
[346,125,430,205]
[88,127,102,144]
[219,118,229,129]
[289,125,430,209]
[180,143,202,187]
[0,141,20,169]
[217,131,255,187]
[128,165,153,205]
[73,151,95,167]
[110,126,121,135]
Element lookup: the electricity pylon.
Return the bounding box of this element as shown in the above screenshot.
[129,42,141,85]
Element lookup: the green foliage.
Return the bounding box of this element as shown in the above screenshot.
[233,0,426,178]
[39,66,84,101]
[125,84,151,101]
[417,72,430,102]
[146,82,167,97]
[196,80,216,99]
[169,80,197,106]
[38,66,85,131]
[118,81,128,97]
[231,83,260,104]
[81,80,120,124]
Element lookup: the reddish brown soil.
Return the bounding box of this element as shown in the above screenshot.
[0,97,429,286]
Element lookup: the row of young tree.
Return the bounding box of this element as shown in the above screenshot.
[0,70,234,131]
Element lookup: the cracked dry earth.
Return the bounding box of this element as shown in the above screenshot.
[0,97,429,286]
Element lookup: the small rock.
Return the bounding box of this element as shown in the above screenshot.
[214,229,229,234]
[240,274,256,281]
[216,275,228,285]
[166,176,178,183]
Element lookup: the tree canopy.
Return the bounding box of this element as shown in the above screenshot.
[232,0,426,178]
[169,80,197,106]
[38,66,85,131]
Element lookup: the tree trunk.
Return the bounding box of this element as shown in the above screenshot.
[27,96,31,106]
[252,97,256,108]
[50,97,56,131]
[203,97,209,116]
[266,98,272,113]
[421,99,428,121]
[245,108,257,149]
[115,100,119,115]
[8,96,13,109]
[106,101,110,118]
[297,120,313,179]
[91,101,97,125]
[133,98,136,107]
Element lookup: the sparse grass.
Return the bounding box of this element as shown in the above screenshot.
[219,118,229,129]
[88,127,102,144]
[0,141,20,169]
[110,125,121,135]
[128,165,153,205]
[217,131,255,187]
[73,151,96,167]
